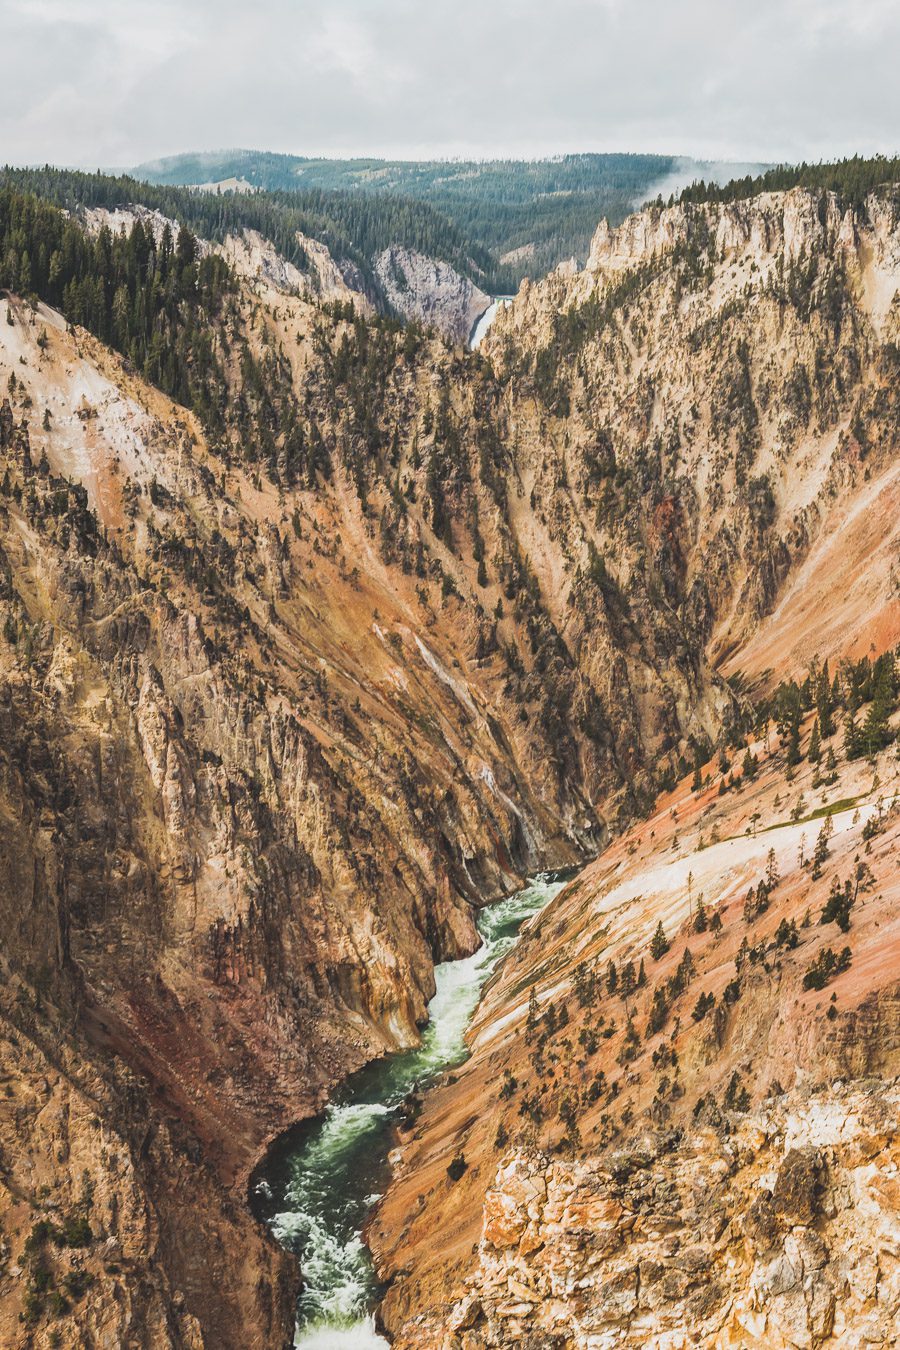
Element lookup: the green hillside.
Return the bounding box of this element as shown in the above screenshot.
[133,150,683,279]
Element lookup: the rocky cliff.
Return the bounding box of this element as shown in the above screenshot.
[1,181,899,1346]
[405,1082,900,1348]
[375,244,491,344]
[371,186,900,1348]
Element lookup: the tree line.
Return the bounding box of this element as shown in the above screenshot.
[0,165,499,296]
[673,154,900,215]
[134,150,679,284]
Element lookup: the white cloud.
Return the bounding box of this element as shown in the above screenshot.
[0,0,896,167]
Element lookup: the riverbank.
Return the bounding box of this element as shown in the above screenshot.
[252,871,574,1344]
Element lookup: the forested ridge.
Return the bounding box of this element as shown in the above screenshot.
[0,183,331,468]
[675,154,900,212]
[0,185,235,420]
[0,165,499,294]
[133,150,680,281]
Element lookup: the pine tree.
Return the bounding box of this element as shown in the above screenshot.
[650,921,669,961]
[859,655,896,758]
[844,711,862,760]
[816,661,836,737]
[573,961,595,1006]
[526,986,539,1040]
[618,962,637,1009]
[785,704,802,766]
[821,877,854,932]
[807,718,821,763]
[765,847,780,890]
[811,813,834,878]
[646,985,669,1036]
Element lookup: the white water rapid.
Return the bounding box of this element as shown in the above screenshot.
[254,871,570,1346]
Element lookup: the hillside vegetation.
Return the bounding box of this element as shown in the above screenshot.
[676,152,900,210]
[1,164,498,295]
[133,150,684,281]
[0,167,899,1348]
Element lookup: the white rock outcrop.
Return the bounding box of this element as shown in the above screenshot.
[375,244,490,344]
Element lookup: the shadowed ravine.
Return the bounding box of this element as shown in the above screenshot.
[252,872,572,1346]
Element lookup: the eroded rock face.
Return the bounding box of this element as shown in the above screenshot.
[410,1083,899,1350]
[3,180,900,1346]
[0,1001,297,1349]
[375,244,491,343]
[221,227,372,307]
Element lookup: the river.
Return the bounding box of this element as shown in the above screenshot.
[252,871,570,1347]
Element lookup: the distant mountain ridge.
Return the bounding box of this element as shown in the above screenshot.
[132,149,769,281]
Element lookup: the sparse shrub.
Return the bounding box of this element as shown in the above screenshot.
[447,1152,467,1182]
[646,986,669,1037]
[499,1069,518,1100]
[820,877,854,932]
[723,1071,750,1112]
[775,918,799,948]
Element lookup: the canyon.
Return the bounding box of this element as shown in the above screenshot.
[0,174,898,1348]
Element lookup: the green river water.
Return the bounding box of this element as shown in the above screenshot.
[252,871,569,1347]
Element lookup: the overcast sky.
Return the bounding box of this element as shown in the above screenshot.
[1,0,897,168]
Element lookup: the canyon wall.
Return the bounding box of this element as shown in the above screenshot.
[374,244,491,344]
[371,186,900,1347]
[1,183,899,1345]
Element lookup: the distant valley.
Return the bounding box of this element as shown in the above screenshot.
[132,149,770,285]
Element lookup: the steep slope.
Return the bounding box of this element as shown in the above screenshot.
[370,187,900,1346]
[0,272,615,1346]
[1,177,899,1347]
[372,714,900,1346]
[374,245,490,346]
[1,166,496,342]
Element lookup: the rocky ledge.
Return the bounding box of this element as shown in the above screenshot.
[397,1081,900,1349]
